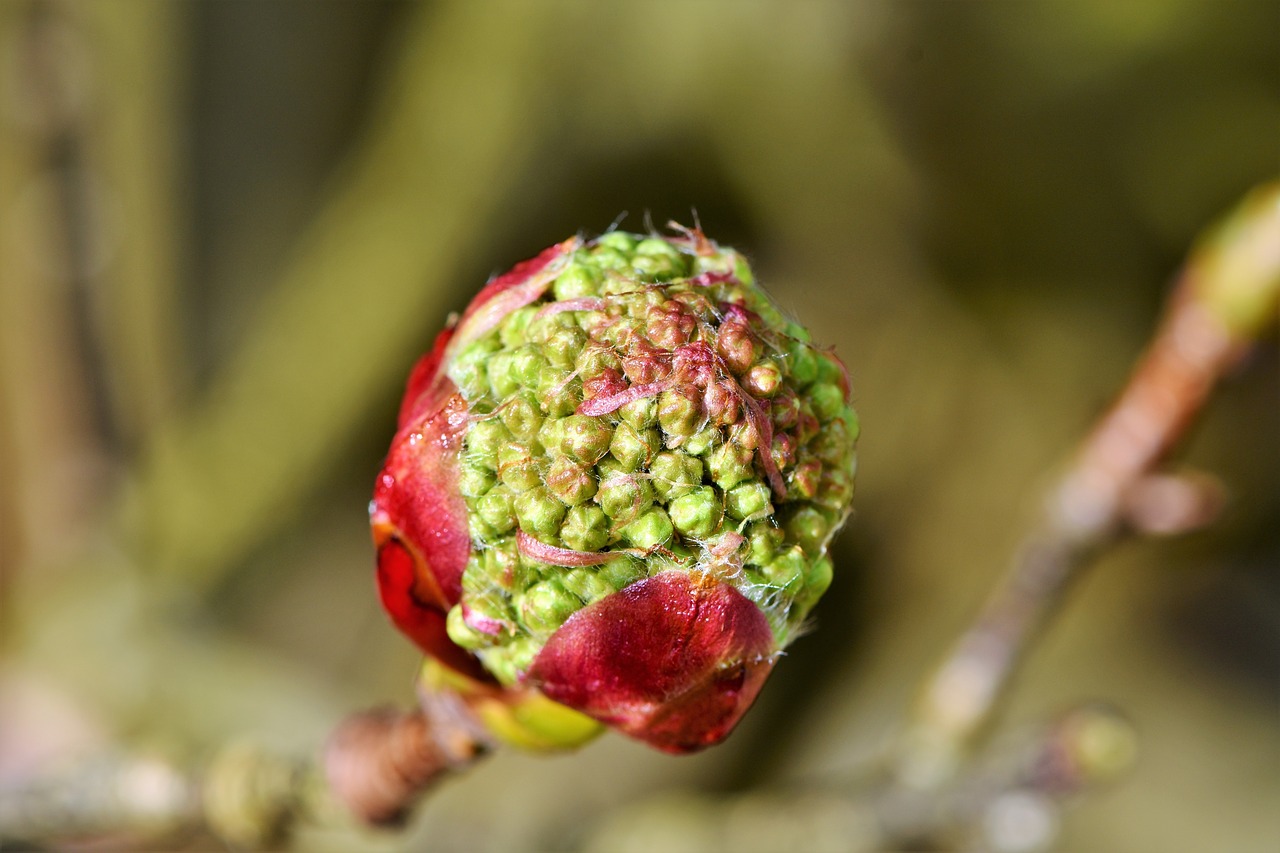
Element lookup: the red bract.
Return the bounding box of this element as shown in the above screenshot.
[371,240,578,682]
[526,570,775,753]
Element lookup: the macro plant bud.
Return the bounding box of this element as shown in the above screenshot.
[372,225,858,753]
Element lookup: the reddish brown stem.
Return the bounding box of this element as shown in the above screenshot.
[901,281,1255,786]
[324,689,491,826]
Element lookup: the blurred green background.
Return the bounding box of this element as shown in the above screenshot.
[0,1,1276,851]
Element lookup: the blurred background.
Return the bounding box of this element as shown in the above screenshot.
[0,1,1276,851]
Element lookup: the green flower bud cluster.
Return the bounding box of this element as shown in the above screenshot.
[443,229,858,684]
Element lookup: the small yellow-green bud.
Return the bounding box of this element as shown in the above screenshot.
[650,451,703,501]
[762,546,807,597]
[458,463,497,499]
[545,456,598,506]
[446,604,495,650]
[658,386,702,438]
[515,487,568,536]
[499,392,544,442]
[622,507,674,551]
[610,422,661,470]
[560,567,615,605]
[552,264,601,301]
[559,414,614,466]
[520,580,580,635]
[619,396,658,430]
[497,442,542,493]
[743,361,783,398]
[511,345,548,388]
[684,426,722,457]
[669,486,722,539]
[708,441,754,489]
[809,382,846,423]
[537,367,581,417]
[727,482,773,521]
[784,505,831,555]
[560,505,610,551]
[788,342,819,386]
[465,419,512,469]
[596,465,654,521]
[477,486,517,533]
[746,522,783,565]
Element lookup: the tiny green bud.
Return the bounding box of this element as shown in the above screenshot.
[816,353,844,385]
[499,392,544,442]
[684,426,722,457]
[631,237,690,281]
[817,466,855,511]
[610,422,661,470]
[804,554,834,602]
[762,546,807,596]
[576,345,622,380]
[498,442,542,492]
[465,419,512,469]
[498,305,536,349]
[559,414,614,466]
[707,441,754,489]
[810,382,846,423]
[477,486,517,533]
[810,419,850,465]
[515,487,568,536]
[743,362,783,398]
[595,231,637,253]
[560,567,615,605]
[503,637,542,681]
[590,246,630,271]
[545,325,588,369]
[483,540,526,592]
[619,396,658,429]
[545,456,598,506]
[552,263,601,300]
[511,345,549,388]
[559,504,610,551]
[596,465,655,521]
[784,504,831,554]
[537,416,566,452]
[449,339,500,397]
[650,451,703,501]
[669,486,722,540]
[746,521,783,565]
[520,580,580,635]
[446,604,495,650]
[598,557,643,590]
[788,457,822,500]
[537,366,581,417]
[458,463,497,499]
[487,350,520,398]
[788,343,819,386]
[621,507,673,551]
[658,386,702,438]
[726,482,773,520]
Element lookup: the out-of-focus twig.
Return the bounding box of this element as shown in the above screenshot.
[0,687,493,849]
[896,181,1280,789]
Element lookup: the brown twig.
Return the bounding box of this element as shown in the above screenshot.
[0,688,493,848]
[895,182,1280,789]
[324,687,493,827]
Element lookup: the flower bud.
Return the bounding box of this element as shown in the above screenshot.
[372,228,857,753]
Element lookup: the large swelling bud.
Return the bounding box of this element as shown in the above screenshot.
[373,227,857,753]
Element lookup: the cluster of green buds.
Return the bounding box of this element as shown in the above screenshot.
[372,226,857,753]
